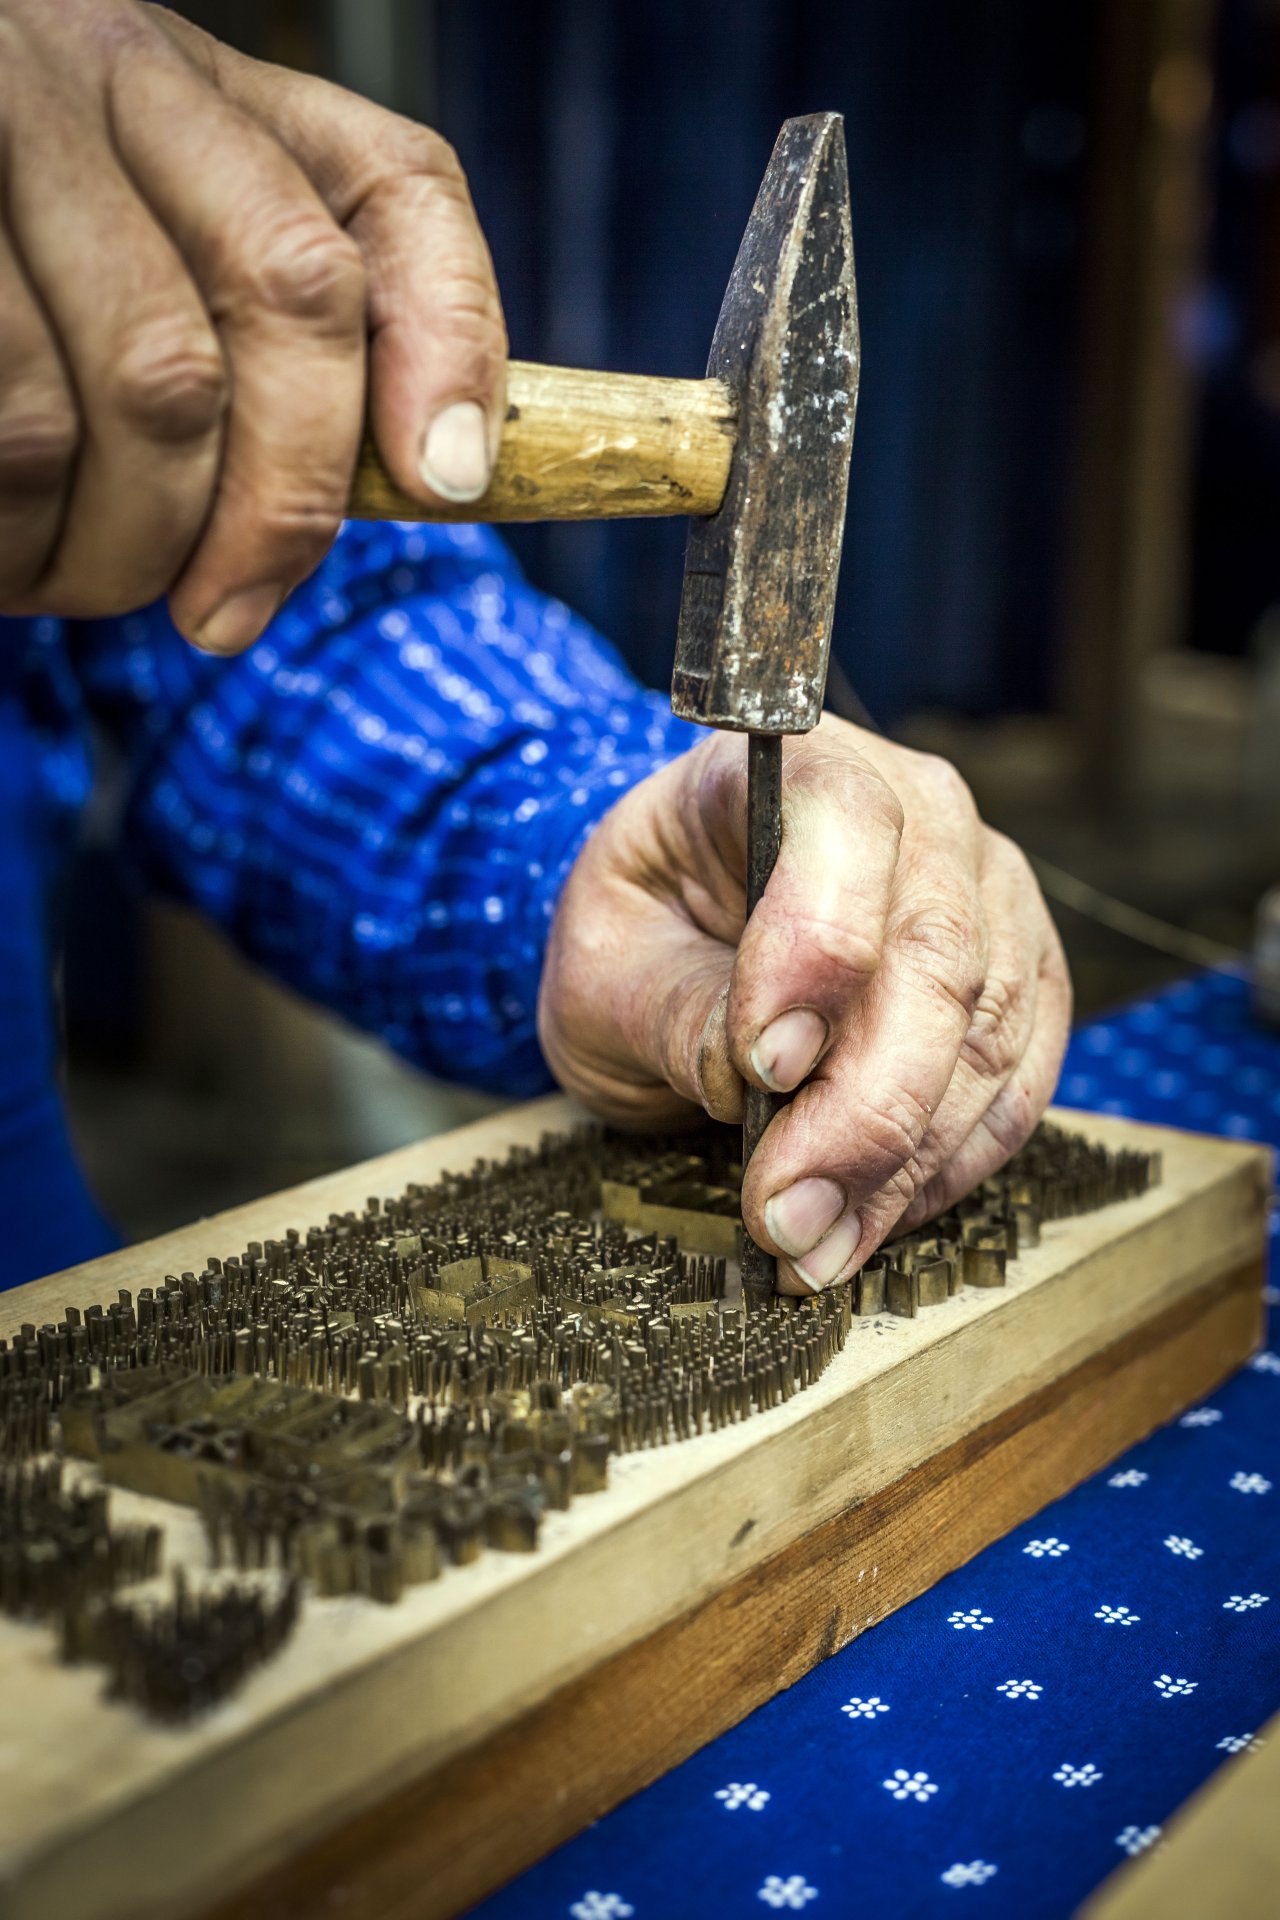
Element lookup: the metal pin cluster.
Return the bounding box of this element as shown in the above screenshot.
[0,1374,51,1461]
[0,1458,160,1619]
[64,1568,301,1722]
[0,1119,1157,1717]
[848,1129,1160,1319]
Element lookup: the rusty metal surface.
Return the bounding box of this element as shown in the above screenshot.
[671,112,859,735]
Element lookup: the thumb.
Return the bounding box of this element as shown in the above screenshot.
[727,734,904,1092]
[354,141,508,507]
[157,13,507,505]
[538,861,743,1127]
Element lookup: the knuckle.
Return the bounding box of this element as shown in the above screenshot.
[415,304,507,405]
[851,771,907,847]
[549,905,614,1004]
[393,124,467,184]
[363,170,506,366]
[251,495,346,563]
[960,971,1025,1082]
[853,1085,932,1194]
[0,387,79,498]
[982,1083,1040,1162]
[250,217,367,331]
[896,1173,948,1232]
[858,1154,929,1235]
[430,293,507,372]
[987,827,1036,886]
[912,750,977,819]
[892,900,985,1017]
[90,4,161,61]
[786,912,882,986]
[693,734,744,820]
[792,744,907,843]
[876,781,907,842]
[111,319,227,442]
[882,1158,927,1215]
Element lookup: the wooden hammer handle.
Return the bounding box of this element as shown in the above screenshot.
[347,360,737,524]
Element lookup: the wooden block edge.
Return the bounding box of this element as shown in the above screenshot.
[174,1255,1264,1920]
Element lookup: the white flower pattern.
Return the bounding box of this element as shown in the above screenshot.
[1095,1604,1141,1625]
[716,1782,770,1811]
[1108,1470,1149,1488]
[1116,1826,1161,1857]
[1054,1762,1103,1788]
[840,1696,890,1720]
[996,1679,1043,1700]
[947,1608,994,1631]
[883,1769,938,1803]
[1164,1535,1203,1559]
[1217,1733,1265,1754]
[758,1875,818,1910]
[1023,1537,1070,1559]
[1180,1408,1223,1427]
[1230,1471,1272,1495]
[1153,1673,1198,1698]
[571,1896,634,1920]
[940,1861,998,1887]
[1249,1351,1280,1374]
[1223,1592,1269,1611]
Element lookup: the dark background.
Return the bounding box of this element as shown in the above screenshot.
[436,0,1092,726]
[65,0,1280,1239]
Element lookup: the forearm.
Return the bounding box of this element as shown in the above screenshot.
[74,521,700,1094]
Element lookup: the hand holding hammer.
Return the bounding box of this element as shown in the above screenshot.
[351,114,859,1307]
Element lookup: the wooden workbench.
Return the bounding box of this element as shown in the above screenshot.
[0,1099,1268,1920]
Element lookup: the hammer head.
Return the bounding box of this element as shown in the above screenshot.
[671,113,859,735]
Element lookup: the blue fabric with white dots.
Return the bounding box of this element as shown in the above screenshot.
[0,521,698,1286]
[476,970,1280,1920]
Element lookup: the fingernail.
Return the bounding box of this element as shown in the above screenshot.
[792,1209,863,1291]
[751,1007,829,1092]
[421,400,492,502]
[192,582,285,654]
[764,1177,845,1258]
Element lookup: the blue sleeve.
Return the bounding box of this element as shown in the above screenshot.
[72,522,702,1097]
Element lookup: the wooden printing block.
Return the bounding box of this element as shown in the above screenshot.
[0,1099,1267,1920]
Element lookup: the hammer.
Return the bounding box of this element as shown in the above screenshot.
[348,114,859,1309]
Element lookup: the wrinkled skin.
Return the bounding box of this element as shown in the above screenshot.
[0,4,1066,1267]
[540,716,1072,1295]
[0,0,505,650]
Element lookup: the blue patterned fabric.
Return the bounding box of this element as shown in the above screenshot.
[0,699,119,1280]
[0,521,698,1287]
[71,522,699,1092]
[478,970,1280,1920]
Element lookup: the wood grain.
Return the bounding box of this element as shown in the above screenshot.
[347,362,736,523]
[199,1257,1264,1920]
[0,1105,1266,1920]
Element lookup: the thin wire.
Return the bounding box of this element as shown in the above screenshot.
[819,667,1250,978]
[1029,853,1250,977]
